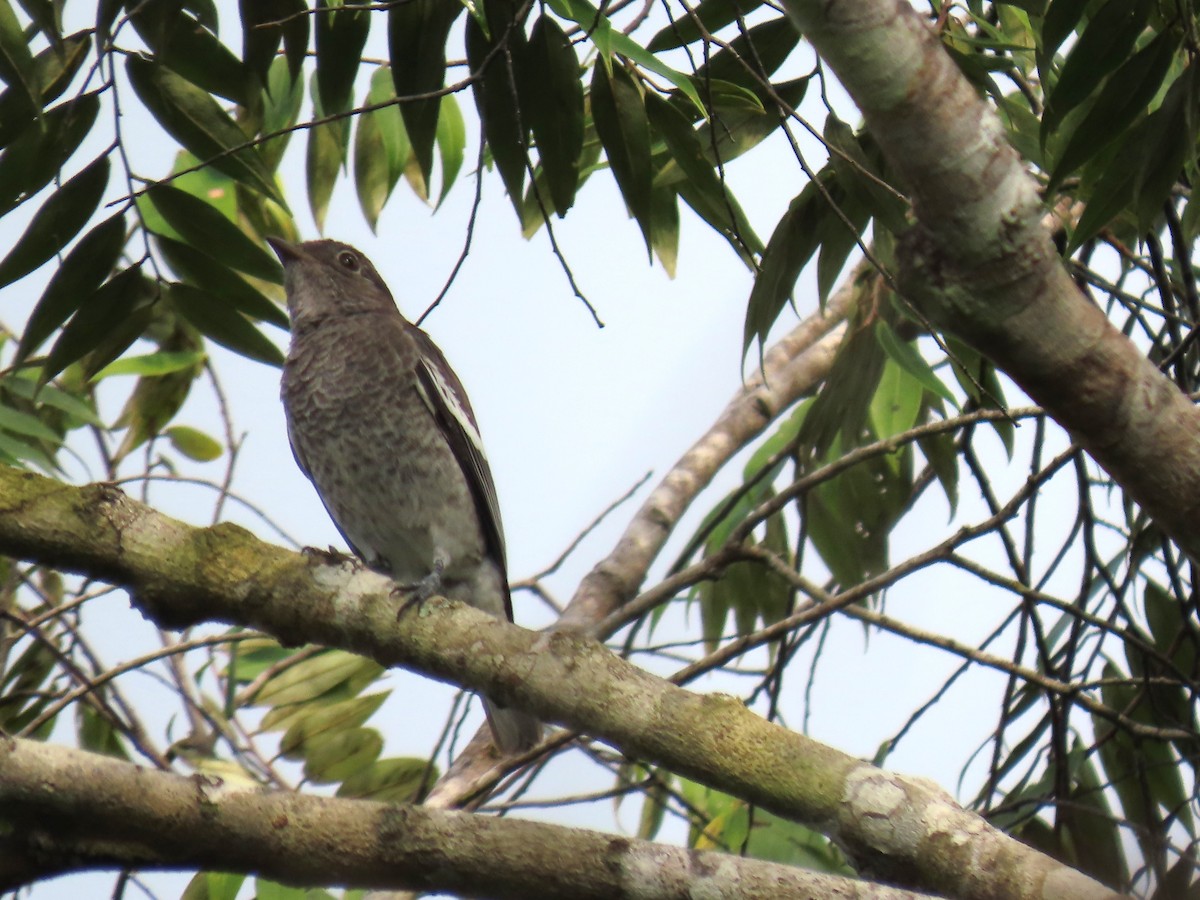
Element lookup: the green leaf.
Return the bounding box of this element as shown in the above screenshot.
[278,693,389,756]
[1130,65,1199,233]
[306,79,349,232]
[649,182,679,277]
[1042,0,1153,140]
[15,0,63,51]
[805,439,907,588]
[435,93,464,208]
[0,155,109,289]
[256,651,382,708]
[1049,27,1180,188]
[696,76,807,167]
[917,429,959,517]
[465,13,528,213]
[259,55,304,172]
[869,358,922,439]
[822,120,908,235]
[147,182,283,284]
[1040,0,1088,59]
[743,174,834,355]
[646,91,763,264]
[691,17,799,88]
[0,31,90,149]
[647,0,767,51]
[0,0,40,116]
[547,0,706,116]
[874,320,955,403]
[127,56,282,203]
[591,60,653,250]
[337,756,431,802]
[1069,66,1198,250]
[0,402,61,442]
[526,15,583,214]
[130,6,252,106]
[1,376,102,426]
[0,91,99,217]
[303,726,384,784]
[16,214,126,366]
[167,283,285,368]
[181,871,246,900]
[315,0,369,116]
[42,265,158,385]
[165,424,223,461]
[354,66,407,230]
[0,428,58,471]
[388,0,463,186]
[95,350,207,380]
[155,234,287,329]
[241,0,308,86]
[154,188,283,286]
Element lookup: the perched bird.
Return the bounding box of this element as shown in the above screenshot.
[269,237,541,753]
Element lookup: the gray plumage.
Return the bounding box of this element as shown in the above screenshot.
[269,237,541,754]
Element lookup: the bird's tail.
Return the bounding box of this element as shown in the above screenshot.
[482,697,542,753]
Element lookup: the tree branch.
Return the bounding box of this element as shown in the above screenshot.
[0,467,1120,899]
[0,736,935,899]
[782,0,1200,559]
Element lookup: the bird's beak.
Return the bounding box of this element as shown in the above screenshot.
[266,236,302,264]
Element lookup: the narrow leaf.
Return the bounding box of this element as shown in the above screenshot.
[354,66,407,230]
[240,0,308,85]
[154,235,288,329]
[1042,0,1152,139]
[388,0,462,186]
[0,31,90,150]
[0,0,40,115]
[647,0,767,51]
[435,93,464,208]
[147,182,283,284]
[465,14,528,211]
[742,175,834,354]
[127,56,282,203]
[547,0,706,115]
[526,15,583,214]
[306,79,348,232]
[315,0,370,116]
[591,60,653,249]
[41,265,157,385]
[1049,27,1180,188]
[874,320,956,403]
[130,6,252,105]
[0,155,109,289]
[0,91,99,217]
[95,350,207,380]
[168,283,285,367]
[17,214,126,366]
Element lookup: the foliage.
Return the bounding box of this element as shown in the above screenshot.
[0,0,1198,897]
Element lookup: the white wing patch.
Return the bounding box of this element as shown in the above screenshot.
[416,358,489,464]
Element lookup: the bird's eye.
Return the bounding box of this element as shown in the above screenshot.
[337,251,359,270]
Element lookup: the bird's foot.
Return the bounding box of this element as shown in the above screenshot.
[394,561,445,618]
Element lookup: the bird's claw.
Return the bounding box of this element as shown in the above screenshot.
[393,562,445,619]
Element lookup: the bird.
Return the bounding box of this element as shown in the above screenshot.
[268,237,542,754]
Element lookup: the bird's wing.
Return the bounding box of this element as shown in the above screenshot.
[284,407,375,566]
[407,326,512,618]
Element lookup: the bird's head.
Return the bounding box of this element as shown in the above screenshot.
[267,238,401,328]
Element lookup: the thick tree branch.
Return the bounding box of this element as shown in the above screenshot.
[0,737,934,899]
[782,0,1200,559]
[0,467,1119,900]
